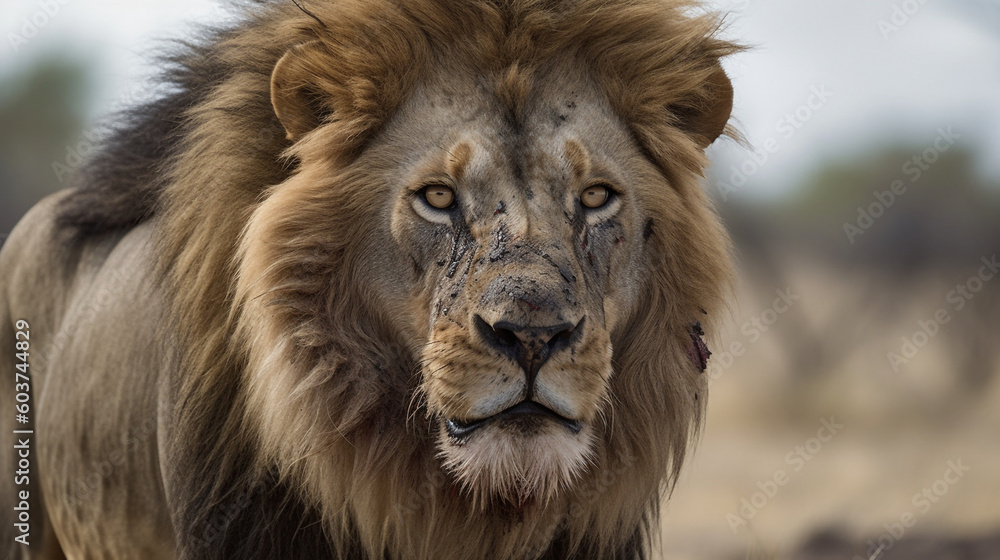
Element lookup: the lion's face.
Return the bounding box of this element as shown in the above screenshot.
[374,65,657,504]
[240,4,735,536]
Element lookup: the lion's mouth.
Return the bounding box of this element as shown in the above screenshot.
[445,401,582,439]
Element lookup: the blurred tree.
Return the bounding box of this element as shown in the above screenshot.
[0,53,93,238]
[777,145,1000,269]
[717,144,1000,393]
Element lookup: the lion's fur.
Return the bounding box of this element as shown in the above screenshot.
[1,1,739,559]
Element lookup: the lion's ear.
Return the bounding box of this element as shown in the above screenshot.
[680,64,734,149]
[271,40,332,141]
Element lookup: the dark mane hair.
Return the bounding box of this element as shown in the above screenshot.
[54,17,286,238]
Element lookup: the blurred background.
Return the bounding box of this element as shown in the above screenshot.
[2,0,998,558]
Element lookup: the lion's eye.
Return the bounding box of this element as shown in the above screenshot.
[580,184,611,209]
[423,184,456,209]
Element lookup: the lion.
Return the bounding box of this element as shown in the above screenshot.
[0,0,738,558]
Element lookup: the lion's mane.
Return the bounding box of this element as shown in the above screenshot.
[56,1,738,558]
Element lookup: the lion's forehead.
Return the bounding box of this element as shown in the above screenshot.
[376,61,650,336]
[384,65,639,211]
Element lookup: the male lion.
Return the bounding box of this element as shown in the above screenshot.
[1,0,738,558]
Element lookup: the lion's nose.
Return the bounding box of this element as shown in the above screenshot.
[474,315,583,379]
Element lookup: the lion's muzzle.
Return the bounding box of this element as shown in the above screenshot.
[472,314,584,389]
[422,228,613,503]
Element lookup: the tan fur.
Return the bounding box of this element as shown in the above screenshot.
[1,1,739,559]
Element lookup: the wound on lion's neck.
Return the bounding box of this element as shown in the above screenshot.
[688,322,711,372]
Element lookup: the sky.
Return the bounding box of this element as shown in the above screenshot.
[707,0,1000,197]
[3,0,999,198]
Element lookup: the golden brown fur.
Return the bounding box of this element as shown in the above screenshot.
[1,1,739,558]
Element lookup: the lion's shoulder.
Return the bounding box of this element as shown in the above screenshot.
[1,190,145,348]
[2,191,80,305]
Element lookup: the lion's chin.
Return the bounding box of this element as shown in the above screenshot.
[437,411,595,509]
